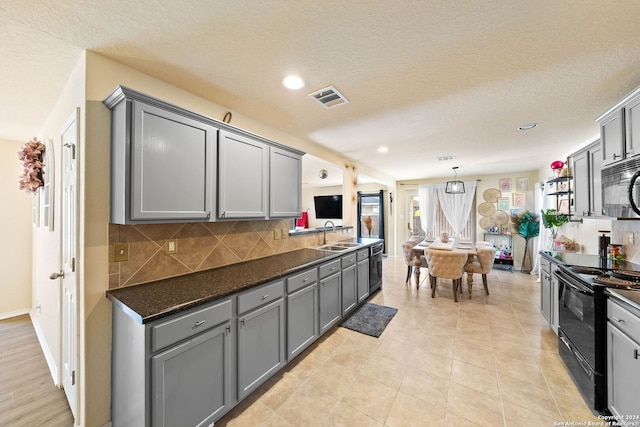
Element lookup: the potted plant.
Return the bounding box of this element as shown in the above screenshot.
[511,210,540,273]
[540,209,568,249]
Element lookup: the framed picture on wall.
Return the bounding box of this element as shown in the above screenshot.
[499,178,511,192]
[510,208,523,218]
[512,192,525,207]
[516,177,529,192]
[498,197,509,211]
[558,198,570,214]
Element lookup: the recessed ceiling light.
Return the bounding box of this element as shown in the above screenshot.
[518,123,537,130]
[377,146,389,153]
[282,75,305,90]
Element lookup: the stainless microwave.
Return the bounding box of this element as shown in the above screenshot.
[601,156,640,218]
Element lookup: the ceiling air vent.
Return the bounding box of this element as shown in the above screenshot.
[308,86,349,109]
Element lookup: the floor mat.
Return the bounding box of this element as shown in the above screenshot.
[339,302,397,338]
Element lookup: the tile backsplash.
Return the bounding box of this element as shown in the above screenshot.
[109,220,351,289]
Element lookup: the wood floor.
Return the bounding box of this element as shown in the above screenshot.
[0,315,74,426]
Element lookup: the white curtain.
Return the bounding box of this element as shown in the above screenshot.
[418,184,438,238]
[435,181,477,237]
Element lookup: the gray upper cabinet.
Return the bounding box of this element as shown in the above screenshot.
[104,87,217,224]
[269,147,302,218]
[218,130,268,219]
[600,108,625,166]
[598,86,640,166]
[625,90,640,160]
[104,86,304,224]
[570,140,603,216]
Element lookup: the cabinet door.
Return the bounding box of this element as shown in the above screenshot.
[218,130,268,219]
[625,92,640,160]
[572,148,590,216]
[342,264,357,315]
[132,101,216,221]
[319,271,342,334]
[152,322,233,427]
[550,268,559,334]
[287,283,318,359]
[540,270,551,323]
[589,142,603,216]
[600,108,625,166]
[269,147,302,218]
[357,259,370,303]
[607,323,640,417]
[237,298,285,400]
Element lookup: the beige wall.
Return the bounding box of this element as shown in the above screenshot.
[0,139,32,317]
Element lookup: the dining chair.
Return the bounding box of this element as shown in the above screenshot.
[425,249,467,302]
[401,240,422,285]
[471,246,496,295]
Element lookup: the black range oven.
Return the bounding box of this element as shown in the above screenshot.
[554,261,640,414]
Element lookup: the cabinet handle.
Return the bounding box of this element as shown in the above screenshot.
[220,211,226,218]
[226,325,231,335]
[613,153,621,160]
[240,318,245,327]
[261,294,269,300]
[613,316,625,323]
[635,349,639,360]
[303,278,309,282]
[194,320,206,327]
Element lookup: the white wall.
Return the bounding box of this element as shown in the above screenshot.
[0,139,32,317]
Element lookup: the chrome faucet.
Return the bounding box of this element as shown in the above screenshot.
[323,220,336,245]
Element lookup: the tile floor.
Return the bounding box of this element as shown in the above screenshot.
[217,256,603,426]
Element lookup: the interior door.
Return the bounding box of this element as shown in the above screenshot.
[60,109,79,420]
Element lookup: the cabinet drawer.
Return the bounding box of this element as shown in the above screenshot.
[151,298,232,352]
[341,253,357,268]
[357,249,369,262]
[287,268,318,294]
[608,299,640,341]
[540,258,551,274]
[238,280,284,315]
[319,259,341,279]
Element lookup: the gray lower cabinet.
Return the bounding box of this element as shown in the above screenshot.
[218,130,268,219]
[286,268,319,359]
[357,250,370,303]
[341,253,358,315]
[236,281,285,400]
[152,322,232,427]
[607,298,640,417]
[319,259,342,334]
[539,256,559,334]
[111,297,235,427]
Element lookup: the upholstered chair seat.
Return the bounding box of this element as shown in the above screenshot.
[425,249,467,302]
[402,240,422,284]
[471,246,496,295]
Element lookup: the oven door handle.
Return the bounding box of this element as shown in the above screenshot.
[629,170,640,216]
[553,270,593,296]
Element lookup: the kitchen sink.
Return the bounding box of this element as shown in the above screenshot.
[315,244,352,251]
[331,242,361,247]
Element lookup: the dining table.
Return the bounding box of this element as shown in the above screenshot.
[412,239,478,298]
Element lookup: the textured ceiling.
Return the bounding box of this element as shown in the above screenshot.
[2,0,640,182]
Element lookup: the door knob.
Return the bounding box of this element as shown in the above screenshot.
[50,270,65,280]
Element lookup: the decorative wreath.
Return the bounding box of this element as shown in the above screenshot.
[18,137,46,193]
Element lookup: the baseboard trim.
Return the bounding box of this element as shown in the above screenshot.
[29,310,60,387]
[0,308,30,320]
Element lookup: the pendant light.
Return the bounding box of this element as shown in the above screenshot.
[445,166,465,194]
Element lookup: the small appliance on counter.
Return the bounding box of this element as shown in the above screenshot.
[598,231,610,258]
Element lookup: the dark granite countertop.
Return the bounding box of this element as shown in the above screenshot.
[107,238,382,324]
[539,251,640,271]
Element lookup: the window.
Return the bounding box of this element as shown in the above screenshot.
[407,192,476,242]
